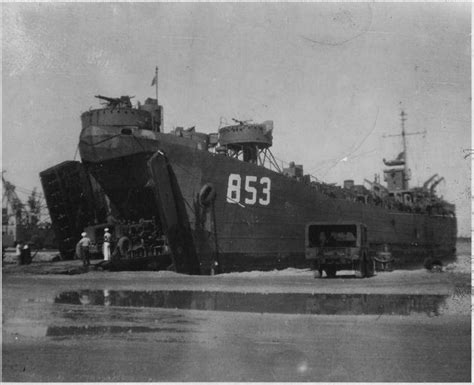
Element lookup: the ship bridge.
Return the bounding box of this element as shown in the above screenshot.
[81,96,163,132]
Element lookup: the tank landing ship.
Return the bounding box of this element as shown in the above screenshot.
[40,92,456,274]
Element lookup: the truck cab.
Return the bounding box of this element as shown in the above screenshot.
[305,222,374,278]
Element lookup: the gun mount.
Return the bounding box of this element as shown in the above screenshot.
[95,95,133,108]
[218,120,274,162]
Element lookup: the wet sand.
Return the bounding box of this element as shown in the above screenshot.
[2,242,471,382]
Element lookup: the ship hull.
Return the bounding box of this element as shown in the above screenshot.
[151,142,457,273]
[79,128,457,274]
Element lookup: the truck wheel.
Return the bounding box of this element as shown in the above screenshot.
[325,266,337,278]
[116,236,131,260]
[358,254,367,278]
[311,261,323,278]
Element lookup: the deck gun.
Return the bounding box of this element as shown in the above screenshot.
[95,95,133,108]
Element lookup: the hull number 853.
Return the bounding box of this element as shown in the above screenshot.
[226,174,271,206]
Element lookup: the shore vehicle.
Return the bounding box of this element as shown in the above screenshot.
[40,84,457,273]
[305,222,374,278]
[83,220,171,270]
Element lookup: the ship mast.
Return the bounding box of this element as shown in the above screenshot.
[155,66,159,105]
[400,110,408,189]
[383,108,426,190]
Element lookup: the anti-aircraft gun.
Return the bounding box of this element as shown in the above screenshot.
[95,95,133,108]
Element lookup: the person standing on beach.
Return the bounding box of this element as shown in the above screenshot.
[22,243,32,265]
[77,232,91,267]
[103,228,112,261]
[15,241,23,265]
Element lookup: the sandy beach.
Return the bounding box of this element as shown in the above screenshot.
[2,240,471,382]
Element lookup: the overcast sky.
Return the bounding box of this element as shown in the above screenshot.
[2,2,471,235]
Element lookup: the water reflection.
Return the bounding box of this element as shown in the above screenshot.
[54,290,448,316]
[46,325,181,337]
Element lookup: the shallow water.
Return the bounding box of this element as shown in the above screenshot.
[3,240,470,382]
[54,289,449,316]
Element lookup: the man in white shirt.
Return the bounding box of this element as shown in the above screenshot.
[103,228,112,261]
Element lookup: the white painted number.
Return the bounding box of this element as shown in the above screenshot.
[244,176,258,204]
[259,177,271,205]
[226,174,241,203]
[226,174,271,206]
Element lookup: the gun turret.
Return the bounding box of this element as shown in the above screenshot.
[95,95,133,108]
[95,95,120,104]
[232,118,252,125]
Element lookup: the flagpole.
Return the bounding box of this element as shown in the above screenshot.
[150,66,163,132]
[155,66,159,104]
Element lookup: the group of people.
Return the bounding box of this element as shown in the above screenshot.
[76,228,112,267]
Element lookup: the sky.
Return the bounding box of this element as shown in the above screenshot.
[2,2,471,236]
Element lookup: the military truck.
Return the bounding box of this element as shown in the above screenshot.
[83,219,172,270]
[305,222,374,278]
